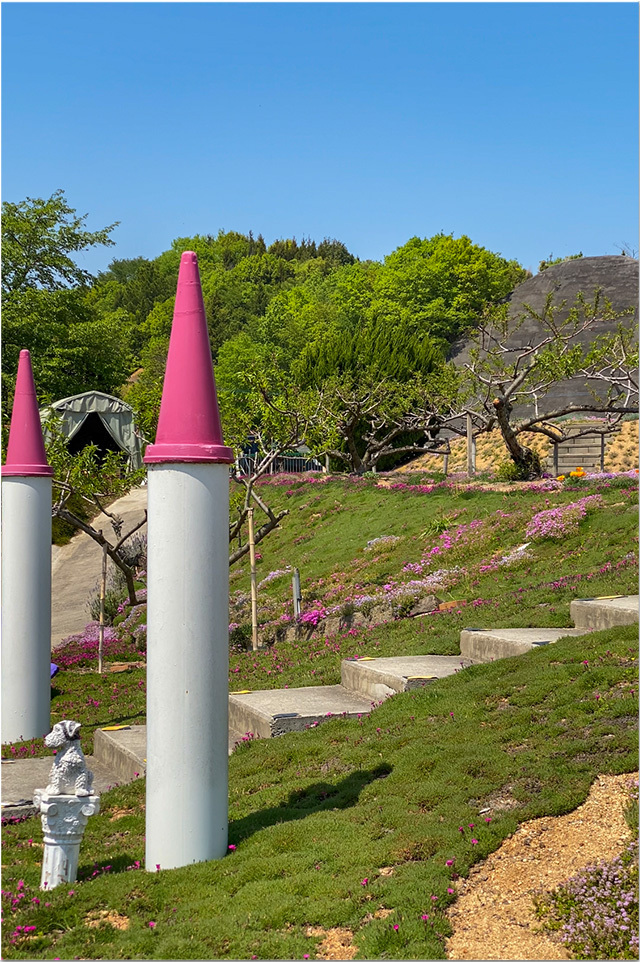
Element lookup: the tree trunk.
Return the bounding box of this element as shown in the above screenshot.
[492,397,541,478]
[345,431,364,474]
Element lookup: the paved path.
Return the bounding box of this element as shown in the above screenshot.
[51,486,147,649]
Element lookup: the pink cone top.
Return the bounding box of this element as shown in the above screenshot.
[144,251,233,464]
[3,350,53,477]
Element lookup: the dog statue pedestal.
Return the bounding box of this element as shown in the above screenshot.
[35,719,99,889]
[34,790,100,890]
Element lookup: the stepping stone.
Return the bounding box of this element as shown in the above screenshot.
[341,655,473,700]
[228,685,373,738]
[460,627,591,663]
[93,726,148,783]
[571,595,639,631]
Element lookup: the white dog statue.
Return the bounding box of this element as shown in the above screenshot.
[44,720,94,797]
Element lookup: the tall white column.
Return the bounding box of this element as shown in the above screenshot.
[145,464,229,867]
[1,349,53,744]
[2,477,52,743]
[144,251,233,871]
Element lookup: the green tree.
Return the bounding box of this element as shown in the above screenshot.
[2,189,117,294]
[2,192,129,440]
[373,233,528,345]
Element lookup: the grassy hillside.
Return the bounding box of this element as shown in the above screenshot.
[5,470,637,760]
[2,622,637,960]
[2,472,637,959]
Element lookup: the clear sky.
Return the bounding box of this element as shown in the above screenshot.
[2,2,638,276]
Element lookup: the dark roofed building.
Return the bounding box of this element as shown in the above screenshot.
[450,255,638,414]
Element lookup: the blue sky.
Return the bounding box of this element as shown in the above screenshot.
[2,2,638,276]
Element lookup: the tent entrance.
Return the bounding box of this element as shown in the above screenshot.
[67,412,122,462]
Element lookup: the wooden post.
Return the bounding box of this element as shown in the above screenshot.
[553,442,559,477]
[600,433,605,472]
[292,567,302,619]
[98,538,108,674]
[443,452,449,477]
[466,414,475,476]
[324,454,330,474]
[247,508,259,651]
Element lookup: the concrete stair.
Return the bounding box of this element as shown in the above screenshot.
[93,724,245,782]
[93,655,472,778]
[460,627,590,663]
[341,654,472,699]
[571,594,639,630]
[2,755,118,820]
[461,594,638,663]
[8,594,637,809]
[228,685,374,738]
[543,426,611,475]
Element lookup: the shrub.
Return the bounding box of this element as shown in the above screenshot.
[87,567,129,625]
[229,623,253,651]
[496,459,531,482]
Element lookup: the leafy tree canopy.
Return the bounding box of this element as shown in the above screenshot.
[374,233,529,344]
[2,189,118,295]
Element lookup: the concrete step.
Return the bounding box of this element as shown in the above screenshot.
[341,655,473,700]
[93,726,148,783]
[570,595,639,630]
[460,627,591,663]
[2,755,118,819]
[228,685,374,738]
[93,724,245,782]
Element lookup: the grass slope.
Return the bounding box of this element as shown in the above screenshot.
[2,472,638,959]
[3,472,637,759]
[2,625,637,959]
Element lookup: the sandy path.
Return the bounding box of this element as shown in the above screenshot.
[51,486,147,648]
[446,771,636,960]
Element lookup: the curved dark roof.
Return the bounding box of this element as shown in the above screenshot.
[450,255,638,415]
[504,255,638,322]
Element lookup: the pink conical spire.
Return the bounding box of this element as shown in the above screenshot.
[2,350,53,477]
[144,251,233,464]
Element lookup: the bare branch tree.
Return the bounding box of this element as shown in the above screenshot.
[444,288,638,476]
[308,375,447,474]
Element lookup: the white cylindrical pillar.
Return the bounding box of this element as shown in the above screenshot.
[143,250,234,871]
[145,464,229,869]
[2,348,53,745]
[2,477,52,743]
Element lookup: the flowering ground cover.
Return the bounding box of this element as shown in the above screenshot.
[1,623,637,960]
[534,781,638,959]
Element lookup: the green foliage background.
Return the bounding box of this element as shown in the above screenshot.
[2,192,527,454]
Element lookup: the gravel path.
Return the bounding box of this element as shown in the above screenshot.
[51,486,147,649]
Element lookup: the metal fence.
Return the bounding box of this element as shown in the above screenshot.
[236,454,323,476]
